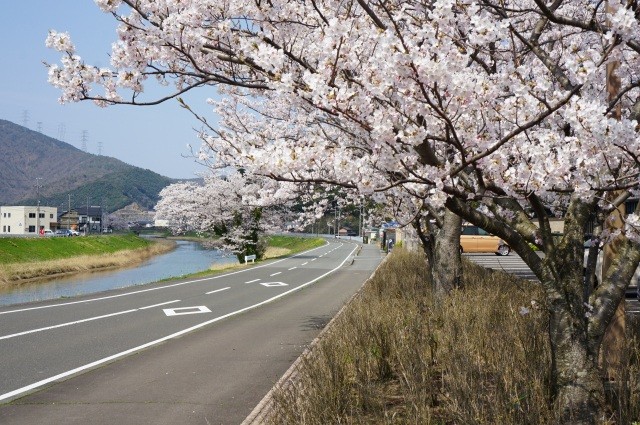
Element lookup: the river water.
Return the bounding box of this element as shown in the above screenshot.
[0,240,237,307]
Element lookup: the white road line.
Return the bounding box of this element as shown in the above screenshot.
[139,300,180,310]
[245,279,261,284]
[270,272,282,277]
[206,287,230,295]
[0,241,330,316]
[0,309,138,341]
[288,267,297,271]
[301,262,308,266]
[0,243,359,403]
[310,259,316,262]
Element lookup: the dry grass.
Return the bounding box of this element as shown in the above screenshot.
[267,248,640,424]
[263,246,292,259]
[0,239,175,286]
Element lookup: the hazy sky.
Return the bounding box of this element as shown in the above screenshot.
[0,2,214,179]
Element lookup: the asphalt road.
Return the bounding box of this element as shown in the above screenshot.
[0,239,384,424]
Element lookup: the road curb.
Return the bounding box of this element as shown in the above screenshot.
[241,248,389,424]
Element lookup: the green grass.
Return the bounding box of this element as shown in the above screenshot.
[0,234,152,264]
[265,235,325,252]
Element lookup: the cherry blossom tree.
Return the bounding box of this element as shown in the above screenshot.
[47,0,640,422]
[155,171,297,262]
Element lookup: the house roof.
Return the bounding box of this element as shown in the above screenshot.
[75,206,103,216]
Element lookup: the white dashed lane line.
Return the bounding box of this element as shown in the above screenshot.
[205,287,230,295]
[0,299,183,341]
[245,279,261,284]
[288,267,297,271]
[270,272,281,277]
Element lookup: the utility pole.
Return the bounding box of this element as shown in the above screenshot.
[35,178,42,235]
[68,194,71,230]
[86,196,90,235]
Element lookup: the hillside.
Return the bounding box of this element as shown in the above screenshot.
[0,119,174,212]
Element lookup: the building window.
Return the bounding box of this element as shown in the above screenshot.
[2,226,5,232]
[7,213,10,218]
[29,213,36,218]
[50,214,54,219]
[7,226,10,232]
[39,213,45,218]
[28,226,36,233]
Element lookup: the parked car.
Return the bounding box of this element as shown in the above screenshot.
[43,229,55,237]
[55,229,80,237]
[460,225,510,256]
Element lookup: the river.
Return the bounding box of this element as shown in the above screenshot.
[0,239,237,307]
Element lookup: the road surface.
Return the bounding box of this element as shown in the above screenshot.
[0,239,384,424]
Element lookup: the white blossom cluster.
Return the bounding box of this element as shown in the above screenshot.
[46,0,640,233]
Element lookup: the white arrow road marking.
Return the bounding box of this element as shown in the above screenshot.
[206,287,230,295]
[163,306,212,316]
[260,282,288,287]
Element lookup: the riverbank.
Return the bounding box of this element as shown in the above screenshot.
[0,235,176,286]
[171,235,327,278]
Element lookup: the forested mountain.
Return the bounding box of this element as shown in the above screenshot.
[0,119,174,212]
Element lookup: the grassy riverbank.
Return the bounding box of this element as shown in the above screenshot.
[267,248,640,424]
[0,235,175,285]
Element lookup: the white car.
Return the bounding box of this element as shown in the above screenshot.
[43,229,55,237]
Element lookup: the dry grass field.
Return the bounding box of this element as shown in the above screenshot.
[267,248,640,424]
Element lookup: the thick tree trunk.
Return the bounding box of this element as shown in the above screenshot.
[433,209,462,297]
[547,293,606,425]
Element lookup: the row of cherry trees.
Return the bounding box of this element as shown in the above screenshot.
[47,0,640,422]
[154,172,313,262]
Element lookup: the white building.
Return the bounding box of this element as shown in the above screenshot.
[0,206,58,236]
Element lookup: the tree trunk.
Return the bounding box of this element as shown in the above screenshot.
[433,209,462,297]
[547,291,606,424]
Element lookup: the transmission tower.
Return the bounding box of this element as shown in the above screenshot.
[37,122,43,133]
[57,123,66,141]
[81,130,88,152]
[98,141,103,156]
[21,110,30,128]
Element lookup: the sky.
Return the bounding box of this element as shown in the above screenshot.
[0,2,214,179]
